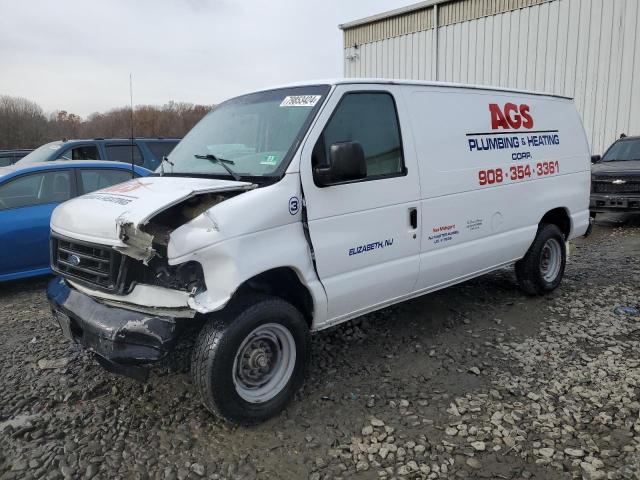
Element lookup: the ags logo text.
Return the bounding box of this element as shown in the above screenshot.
[489,103,534,130]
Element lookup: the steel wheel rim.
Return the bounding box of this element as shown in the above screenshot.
[232,323,296,403]
[540,238,562,282]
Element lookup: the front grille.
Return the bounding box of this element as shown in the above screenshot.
[51,236,123,291]
[593,178,640,194]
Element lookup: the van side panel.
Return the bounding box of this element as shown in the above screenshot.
[404,87,590,291]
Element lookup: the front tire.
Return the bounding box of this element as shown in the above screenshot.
[515,224,566,295]
[191,294,309,425]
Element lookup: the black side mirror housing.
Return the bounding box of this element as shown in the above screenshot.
[591,155,601,164]
[314,141,367,186]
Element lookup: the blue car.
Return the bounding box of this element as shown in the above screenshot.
[0,161,150,282]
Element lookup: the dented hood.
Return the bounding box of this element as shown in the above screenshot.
[51,176,253,242]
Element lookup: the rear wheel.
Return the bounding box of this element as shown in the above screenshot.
[191,294,309,425]
[584,212,596,237]
[515,224,566,295]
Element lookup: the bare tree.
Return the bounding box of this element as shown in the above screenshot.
[0,95,212,149]
[0,95,48,149]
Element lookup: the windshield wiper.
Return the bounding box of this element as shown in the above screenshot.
[194,154,242,181]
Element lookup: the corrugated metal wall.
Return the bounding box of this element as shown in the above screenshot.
[344,9,433,46]
[342,0,640,154]
[438,0,547,27]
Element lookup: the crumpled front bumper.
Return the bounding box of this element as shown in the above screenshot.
[46,276,180,381]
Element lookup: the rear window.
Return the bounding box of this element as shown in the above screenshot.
[79,169,135,194]
[146,141,178,160]
[105,145,144,165]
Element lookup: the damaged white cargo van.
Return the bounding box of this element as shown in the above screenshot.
[47,80,590,424]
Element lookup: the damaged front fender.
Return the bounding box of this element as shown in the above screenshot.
[115,220,157,264]
[111,185,253,264]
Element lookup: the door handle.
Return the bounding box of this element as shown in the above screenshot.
[409,208,418,229]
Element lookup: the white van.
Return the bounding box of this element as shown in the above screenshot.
[47,80,590,424]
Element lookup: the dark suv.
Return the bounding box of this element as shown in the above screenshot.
[590,136,640,216]
[17,138,179,171]
[0,149,33,167]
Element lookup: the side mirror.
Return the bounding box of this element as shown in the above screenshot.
[591,155,601,164]
[314,141,367,186]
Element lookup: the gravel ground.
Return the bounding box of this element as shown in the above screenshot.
[1,215,639,480]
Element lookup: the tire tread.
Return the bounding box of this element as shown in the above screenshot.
[191,294,309,424]
[515,223,566,296]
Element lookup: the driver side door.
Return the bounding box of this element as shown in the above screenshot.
[299,86,422,324]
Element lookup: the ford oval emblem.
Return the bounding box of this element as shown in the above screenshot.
[69,254,81,267]
[612,179,627,185]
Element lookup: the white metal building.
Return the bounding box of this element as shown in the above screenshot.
[339,0,640,154]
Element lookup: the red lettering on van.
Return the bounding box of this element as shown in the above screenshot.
[432,224,456,233]
[489,103,534,130]
[100,180,152,194]
[520,104,534,129]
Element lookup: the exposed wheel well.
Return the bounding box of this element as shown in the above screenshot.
[233,268,314,325]
[540,208,571,238]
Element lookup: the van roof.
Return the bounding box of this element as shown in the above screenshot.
[262,78,573,101]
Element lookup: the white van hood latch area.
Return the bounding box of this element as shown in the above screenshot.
[51,176,255,261]
[111,178,255,264]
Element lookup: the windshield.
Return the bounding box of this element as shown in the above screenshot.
[17,141,62,164]
[163,86,329,178]
[601,139,640,162]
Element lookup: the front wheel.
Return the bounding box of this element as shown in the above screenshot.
[515,224,566,295]
[191,294,309,425]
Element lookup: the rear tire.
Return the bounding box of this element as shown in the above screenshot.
[515,224,566,295]
[191,294,309,425]
[584,212,596,237]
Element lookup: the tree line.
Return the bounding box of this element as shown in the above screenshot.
[0,95,212,150]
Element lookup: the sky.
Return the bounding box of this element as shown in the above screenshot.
[0,0,406,117]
